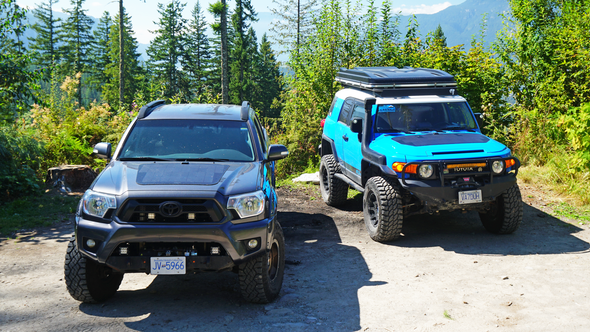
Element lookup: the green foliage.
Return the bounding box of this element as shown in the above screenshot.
[558,104,590,171]
[0,192,79,236]
[0,127,44,200]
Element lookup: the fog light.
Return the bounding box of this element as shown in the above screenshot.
[148,213,156,220]
[119,247,128,255]
[187,213,195,220]
[211,247,220,255]
[86,239,96,248]
[492,160,504,174]
[247,239,258,249]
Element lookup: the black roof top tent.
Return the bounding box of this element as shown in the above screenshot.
[336,67,459,97]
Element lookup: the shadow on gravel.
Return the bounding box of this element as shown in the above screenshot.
[78,211,379,331]
[392,204,590,256]
[0,222,73,247]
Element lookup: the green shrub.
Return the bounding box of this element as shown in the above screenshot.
[0,127,44,199]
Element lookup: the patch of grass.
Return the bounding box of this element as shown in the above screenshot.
[443,310,454,320]
[0,192,79,237]
[552,202,590,225]
[348,188,362,200]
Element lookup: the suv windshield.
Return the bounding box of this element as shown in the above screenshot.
[375,102,477,132]
[119,119,255,161]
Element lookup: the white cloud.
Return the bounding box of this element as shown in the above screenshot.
[394,2,453,15]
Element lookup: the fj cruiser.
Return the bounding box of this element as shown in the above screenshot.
[65,100,289,303]
[319,67,522,242]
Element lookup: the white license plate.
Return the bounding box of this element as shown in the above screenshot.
[459,190,482,204]
[150,257,186,275]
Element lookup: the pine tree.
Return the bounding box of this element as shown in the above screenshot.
[255,33,282,117]
[58,0,95,106]
[209,0,229,103]
[103,8,142,107]
[183,1,212,99]
[28,0,61,77]
[269,0,317,58]
[147,0,188,100]
[433,24,447,47]
[87,11,112,94]
[229,0,257,104]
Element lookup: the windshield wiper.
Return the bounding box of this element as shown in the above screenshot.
[412,128,443,132]
[175,158,231,162]
[119,157,173,161]
[441,126,474,132]
[387,128,413,134]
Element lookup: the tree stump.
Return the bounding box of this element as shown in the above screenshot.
[45,165,98,193]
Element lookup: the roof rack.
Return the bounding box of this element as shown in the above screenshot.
[138,100,166,119]
[336,67,458,97]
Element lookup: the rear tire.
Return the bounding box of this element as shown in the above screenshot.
[319,154,348,206]
[64,236,123,303]
[479,184,523,234]
[363,176,403,242]
[239,224,285,303]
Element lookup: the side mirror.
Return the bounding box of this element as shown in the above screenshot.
[267,144,289,161]
[473,113,484,130]
[351,117,363,133]
[93,142,112,159]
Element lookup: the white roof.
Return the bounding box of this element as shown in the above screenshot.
[334,88,467,104]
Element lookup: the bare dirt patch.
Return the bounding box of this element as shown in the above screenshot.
[1,182,589,331]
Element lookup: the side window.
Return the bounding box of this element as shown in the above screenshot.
[338,100,353,125]
[251,113,267,152]
[350,102,365,126]
[327,96,338,116]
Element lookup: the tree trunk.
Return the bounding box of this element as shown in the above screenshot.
[221,0,229,104]
[119,0,124,109]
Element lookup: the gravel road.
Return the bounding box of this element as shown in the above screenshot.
[1,183,589,331]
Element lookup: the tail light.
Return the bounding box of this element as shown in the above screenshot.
[320,119,325,128]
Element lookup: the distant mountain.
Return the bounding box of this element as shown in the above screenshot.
[408,0,510,48]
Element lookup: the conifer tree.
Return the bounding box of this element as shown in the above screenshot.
[58,0,94,106]
[209,0,229,103]
[87,11,112,94]
[229,0,257,104]
[269,0,317,58]
[433,24,447,47]
[28,0,61,77]
[103,9,142,107]
[184,1,212,99]
[255,33,282,117]
[147,0,188,99]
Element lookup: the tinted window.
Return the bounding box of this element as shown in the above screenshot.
[119,119,255,161]
[338,100,353,124]
[375,102,476,132]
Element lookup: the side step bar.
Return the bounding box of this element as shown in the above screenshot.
[334,173,365,193]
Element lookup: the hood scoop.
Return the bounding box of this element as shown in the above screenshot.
[136,163,229,185]
[432,150,484,155]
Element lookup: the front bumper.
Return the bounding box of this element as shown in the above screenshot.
[398,157,519,212]
[75,215,276,273]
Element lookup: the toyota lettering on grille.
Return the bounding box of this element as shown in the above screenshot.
[159,201,182,217]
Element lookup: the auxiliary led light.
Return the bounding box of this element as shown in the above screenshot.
[187,213,195,220]
[148,213,156,220]
[211,247,220,255]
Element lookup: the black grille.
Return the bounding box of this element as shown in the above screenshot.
[117,198,224,223]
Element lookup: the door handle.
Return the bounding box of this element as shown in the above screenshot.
[342,134,349,142]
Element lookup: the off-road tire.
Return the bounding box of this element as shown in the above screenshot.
[64,236,123,303]
[479,184,523,234]
[319,154,348,206]
[239,224,285,303]
[363,176,403,242]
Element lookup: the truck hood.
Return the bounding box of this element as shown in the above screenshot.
[91,161,261,197]
[370,131,510,161]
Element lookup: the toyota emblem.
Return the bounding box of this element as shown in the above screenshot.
[159,201,182,217]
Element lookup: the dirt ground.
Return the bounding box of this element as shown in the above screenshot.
[1,181,590,332]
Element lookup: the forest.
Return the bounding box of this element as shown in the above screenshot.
[1,0,590,206]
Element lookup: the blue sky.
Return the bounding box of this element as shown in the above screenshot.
[17,0,466,45]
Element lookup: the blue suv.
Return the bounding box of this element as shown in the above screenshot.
[65,100,289,303]
[320,67,522,242]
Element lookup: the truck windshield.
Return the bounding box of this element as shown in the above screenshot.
[119,119,255,162]
[375,102,477,132]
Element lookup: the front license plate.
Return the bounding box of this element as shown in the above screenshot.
[150,257,186,275]
[459,190,482,204]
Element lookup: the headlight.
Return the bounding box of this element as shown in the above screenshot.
[227,191,265,218]
[491,160,504,174]
[82,190,117,218]
[418,164,434,178]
